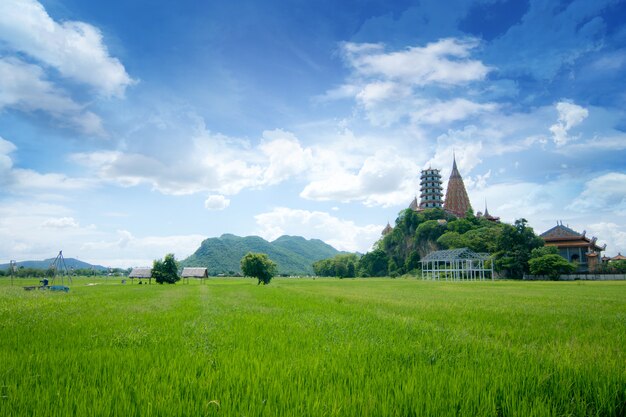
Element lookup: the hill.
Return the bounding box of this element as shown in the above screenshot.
[0,258,109,272]
[181,234,343,275]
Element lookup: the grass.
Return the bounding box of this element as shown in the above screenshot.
[0,277,625,416]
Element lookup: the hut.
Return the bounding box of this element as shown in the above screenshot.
[181,267,209,284]
[129,267,152,284]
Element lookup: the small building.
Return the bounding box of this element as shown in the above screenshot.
[129,267,152,284]
[181,267,208,284]
[420,248,493,281]
[611,253,626,262]
[540,222,605,272]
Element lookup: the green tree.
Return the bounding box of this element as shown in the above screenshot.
[312,254,358,278]
[529,254,576,280]
[241,252,277,285]
[153,253,180,284]
[609,260,626,273]
[357,249,389,277]
[494,219,544,278]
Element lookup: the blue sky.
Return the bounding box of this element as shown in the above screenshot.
[1,0,625,267]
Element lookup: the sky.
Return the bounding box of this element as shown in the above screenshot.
[1,0,626,268]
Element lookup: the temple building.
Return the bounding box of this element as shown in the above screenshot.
[540,222,605,272]
[476,202,500,223]
[443,156,472,218]
[418,168,444,209]
[409,155,478,219]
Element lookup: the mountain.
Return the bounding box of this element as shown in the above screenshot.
[181,234,344,275]
[0,258,109,271]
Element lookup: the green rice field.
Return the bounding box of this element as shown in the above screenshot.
[1,277,625,416]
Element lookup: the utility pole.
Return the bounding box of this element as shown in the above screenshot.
[10,260,16,286]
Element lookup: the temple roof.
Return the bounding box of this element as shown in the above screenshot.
[540,223,582,239]
[612,253,626,261]
[409,197,418,210]
[381,222,393,236]
[541,223,604,252]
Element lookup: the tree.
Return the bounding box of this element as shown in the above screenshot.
[312,254,358,278]
[529,254,576,280]
[153,253,180,284]
[357,249,389,277]
[610,260,626,273]
[241,252,277,285]
[494,219,544,278]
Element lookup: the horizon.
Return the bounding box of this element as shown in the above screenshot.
[1,0,625,268]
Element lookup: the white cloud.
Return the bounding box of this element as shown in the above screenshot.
[0,199,206,267]
[259,129,313,185]
[255,207,382,253]
[204,194,230,210]
[568,172,626,212]
[549,101,589,146]
[0,57,105,136]
[0,137,93,192]
[41,217,79,229]
[586,222,626,257]
[0,0,134,97]
[324,38,494,128]
[300,149,419,207]
[341,38,490,86]
[410,98,496,125]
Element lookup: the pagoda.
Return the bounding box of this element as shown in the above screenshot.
[443,156,472,217]
[418,168,444,210]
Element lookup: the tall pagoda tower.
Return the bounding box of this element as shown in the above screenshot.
[443,155,472,217]
[418,168,443,209]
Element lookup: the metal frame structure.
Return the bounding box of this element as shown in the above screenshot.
[50,250,71,285]
[420,248,493,281]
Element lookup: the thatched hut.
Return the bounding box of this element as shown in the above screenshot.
[181,267,208,284]
[129,267,152,284]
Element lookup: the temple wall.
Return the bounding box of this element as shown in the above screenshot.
[524,274,626,281]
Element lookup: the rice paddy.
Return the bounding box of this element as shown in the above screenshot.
[1,278,625,416]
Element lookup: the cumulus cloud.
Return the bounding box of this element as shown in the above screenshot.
[0,57,105,136]
[323,38,494,127]
[259,129,314,185]
[0,0,134,97]
[254,207,382,253]
[568,172,626,212]
[72,128,303,196]
[300,149,419,207]
[204,194,230,210]
[586,222,626,257]
[549,101,589,146]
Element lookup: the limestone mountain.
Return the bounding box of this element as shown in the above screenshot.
[181,234,343,275]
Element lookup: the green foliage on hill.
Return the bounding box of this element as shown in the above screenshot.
[181,234,343,276]
[353,208,544,278]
